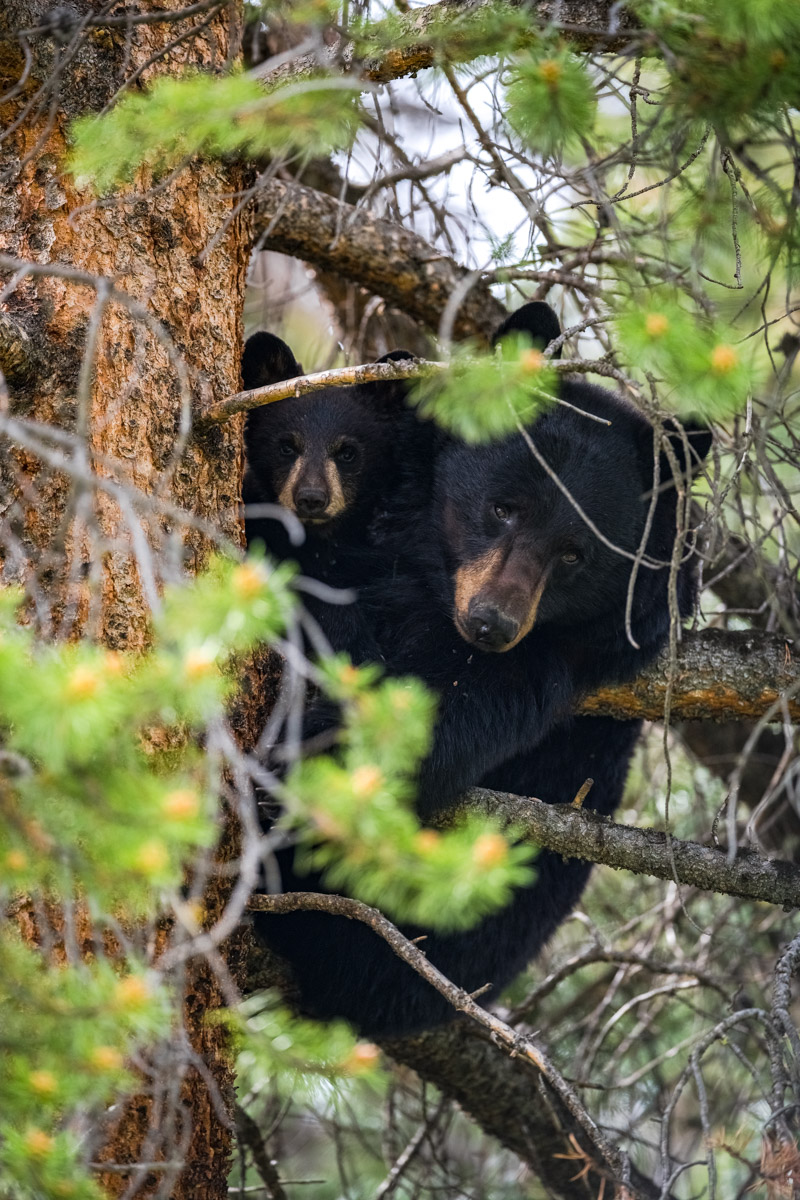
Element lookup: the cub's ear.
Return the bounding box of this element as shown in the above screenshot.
[377,349,417,365]
[492,302,563,359]
[639,417,712,488]
[361,349,417,415]
[241,331,303,392]
[661,417,713,478]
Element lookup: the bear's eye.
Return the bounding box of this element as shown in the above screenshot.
[493,504,512,522]
[561,549,582,565]
[278,439,298,459]
[336,443,358,464]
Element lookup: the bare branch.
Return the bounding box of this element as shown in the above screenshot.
[201,353,632,424]
[247,890,646,1198]
[461,787,800,909]
[252,179,507,343]
[15,1,226,35]
[383,1018,662,1200]
[201,358,444,424]
[234,1105,289,1200]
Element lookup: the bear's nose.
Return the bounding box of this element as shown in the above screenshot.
[465,603,519,650]
[295,488,329,517]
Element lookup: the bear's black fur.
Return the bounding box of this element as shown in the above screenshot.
[242,332,414,661]
[254,304,711,1037]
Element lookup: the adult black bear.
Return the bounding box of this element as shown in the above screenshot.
[242,332,413,662]
[256,304,711,1037]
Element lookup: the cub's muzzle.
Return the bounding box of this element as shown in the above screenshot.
[294,487,329,518]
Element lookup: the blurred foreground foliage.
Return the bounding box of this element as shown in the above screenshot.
[0,555,530,1198]
[68,73,361,193]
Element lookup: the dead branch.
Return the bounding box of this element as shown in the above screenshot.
[201,358,444,423]
[383,1018,662,1200]
[247,890,651,1199]
[12,0,225,34]
[252,179,507,343]
[200,355,632,422]
[234,1105,289,1200]
[461,787,800,908]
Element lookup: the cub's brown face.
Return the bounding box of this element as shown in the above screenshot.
[274,432,358,524]
[245,385,401,532]
[243,332,412,533]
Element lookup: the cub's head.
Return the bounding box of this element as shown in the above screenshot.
[435,302,711,652]
[242,332,410,530]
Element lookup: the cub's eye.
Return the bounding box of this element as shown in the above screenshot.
[493,504,512,522]
[278,439,297,459]
[336,443,358,464]
[561,549,582,565]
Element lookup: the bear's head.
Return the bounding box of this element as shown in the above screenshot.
[432,303,711,652]
[243,332,410,532]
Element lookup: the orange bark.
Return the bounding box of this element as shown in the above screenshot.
[0,4,250,1196]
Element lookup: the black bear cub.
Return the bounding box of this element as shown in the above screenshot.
[255,304,711,1037]
[242,332,412,661]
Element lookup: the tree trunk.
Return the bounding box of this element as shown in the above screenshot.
[0,4,248,1196]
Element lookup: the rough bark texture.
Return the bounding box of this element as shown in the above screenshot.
[383,1021,657,1199]
[462,788,800,908]
[1,4,248,1196]
[259,0,641,88]
[253,179,507,344]
[0,2,246,648]
[579,629,799,722]
[0,310,38,383]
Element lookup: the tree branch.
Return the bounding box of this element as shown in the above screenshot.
[361,0,641,84]
[256,0,641,90]
[578,629,799,723]
[201,358,444,423]
[234,1105,289,1200]
[247,890,655,1199]
[460,787,800,908]
[200,355,631,423]
[383,1019,668,1200]
[252,179,507,343]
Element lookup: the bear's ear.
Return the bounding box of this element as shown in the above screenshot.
[661,417,713,478]
[361,349,417,415]
[241,331,303,392]
[377,349,417,365]
[639,417,712,487]
[492,302,563,359]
